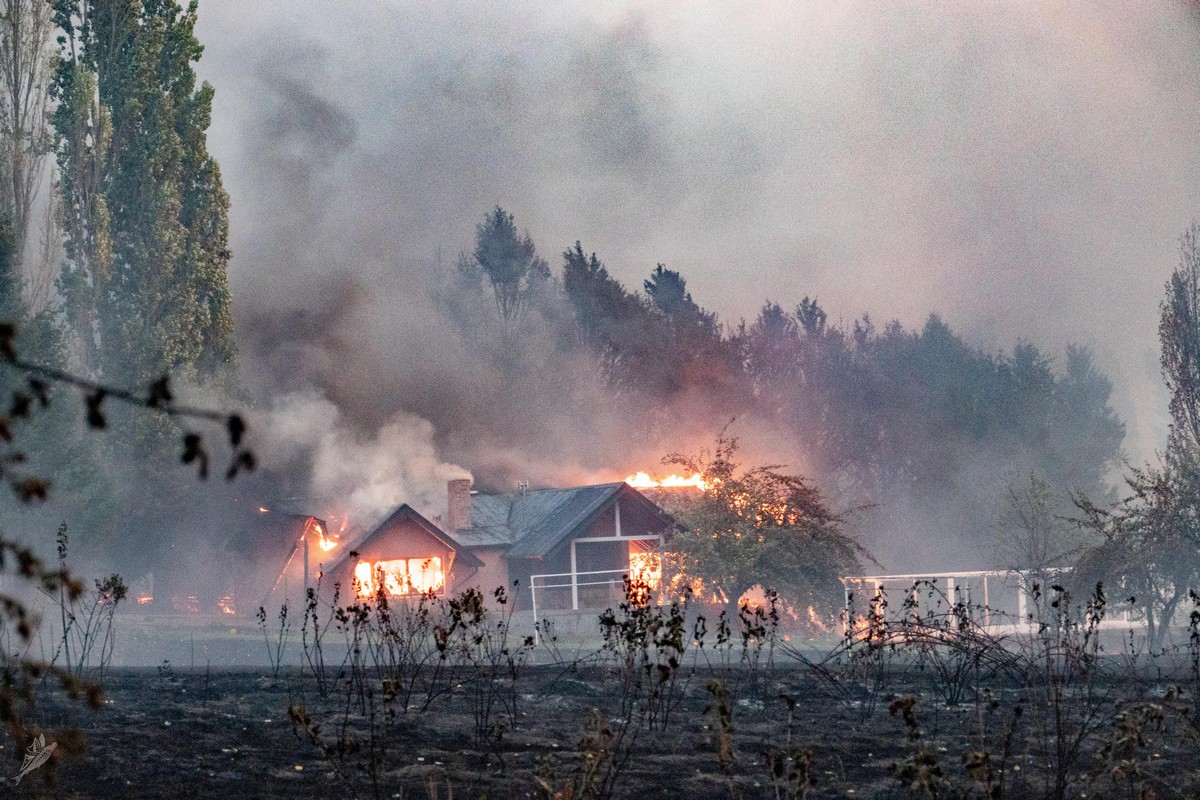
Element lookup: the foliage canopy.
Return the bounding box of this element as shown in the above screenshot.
[662,435,866,614]
[51,0,236,384]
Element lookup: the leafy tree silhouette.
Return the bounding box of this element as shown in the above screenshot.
[0,321,252,746]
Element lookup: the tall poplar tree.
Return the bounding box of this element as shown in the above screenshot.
[50,0,235,384]
[1160,222,1200,453]
[0,0,55,306]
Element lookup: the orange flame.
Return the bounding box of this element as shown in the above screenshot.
[629,550,662,590]
[136,594,153,606]
[218,595,236,616]
[306,518,338,553]
[354,557,445,598]
[806,605,830,633]
[624,471,708,491]
[320,513,353,551]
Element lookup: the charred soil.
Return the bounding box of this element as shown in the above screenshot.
[8,661,1199,800]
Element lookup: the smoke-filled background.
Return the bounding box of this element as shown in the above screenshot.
[173,2,1200,568]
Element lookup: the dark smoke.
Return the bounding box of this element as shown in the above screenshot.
[187,3,1200,532]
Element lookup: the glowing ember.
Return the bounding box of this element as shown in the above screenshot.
[258,506,269,513]
[806,605,830,633]
[218,595,236,615]
[624,471,708,490]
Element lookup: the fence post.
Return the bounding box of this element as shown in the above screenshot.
[569,540,579,611]
[1016,572,1027,624]
[842,581,850,635]
[983,575,991,628]
[532,576,540,646]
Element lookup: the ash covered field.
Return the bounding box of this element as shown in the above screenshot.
[25,594,1200,800]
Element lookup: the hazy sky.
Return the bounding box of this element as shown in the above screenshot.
[193,2,1200,466]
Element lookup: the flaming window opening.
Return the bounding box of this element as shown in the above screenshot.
[628,549,662,590]
[354,556,445,598]
[218,595,236,615]
[625,540,665,607]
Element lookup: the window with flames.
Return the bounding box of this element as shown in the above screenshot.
[628,546,662,590]
[354,556,445,597]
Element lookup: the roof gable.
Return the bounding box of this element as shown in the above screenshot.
[448,483,676,559]
[328,504,483,573]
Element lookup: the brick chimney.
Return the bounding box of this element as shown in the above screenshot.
[447,479,472,531]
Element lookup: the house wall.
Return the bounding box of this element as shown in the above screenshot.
[583,505,620,539]
[506,558,542,612]
[452,546,511,604]
[523,495,671,612]
[579,499,671,543]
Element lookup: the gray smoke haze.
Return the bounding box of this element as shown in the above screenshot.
[192,2,1200,496]
[252,391,471,525]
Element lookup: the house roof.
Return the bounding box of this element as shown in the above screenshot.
[447,482,676,559]
[225,509,323,577]
[327,504,484,574]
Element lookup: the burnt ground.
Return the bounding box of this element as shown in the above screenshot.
[5,656,1200,800]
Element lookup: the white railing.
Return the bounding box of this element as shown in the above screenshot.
[531,566,626,612]
[531,567,667,645]
[841,570,1022,631]
[840,569,1130,633]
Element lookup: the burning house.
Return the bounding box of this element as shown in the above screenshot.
[324,503,482,600]
[324,479,677,612]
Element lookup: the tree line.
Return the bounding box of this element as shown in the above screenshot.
[457,207,1200,638]
[452,206,1126,572]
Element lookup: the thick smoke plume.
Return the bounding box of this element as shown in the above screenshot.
[253,391,471,525]
[177,4,1200,564]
